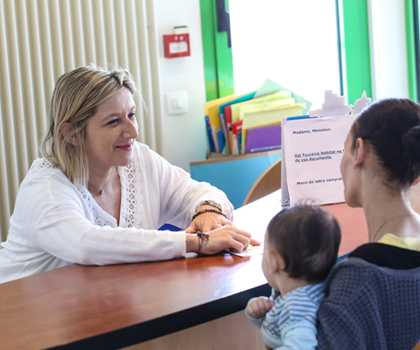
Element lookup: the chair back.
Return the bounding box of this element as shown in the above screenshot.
[243,159,281,206]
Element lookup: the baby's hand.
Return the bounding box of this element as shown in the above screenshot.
[247,297,273,319]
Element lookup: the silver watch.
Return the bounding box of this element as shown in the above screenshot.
[196,200,222,212]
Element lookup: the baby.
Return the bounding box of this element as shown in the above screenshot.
[246,205,341,349]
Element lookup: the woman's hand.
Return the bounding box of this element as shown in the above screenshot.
[186,225,260,255]
[246,297,273,319]
[185,210,232,233]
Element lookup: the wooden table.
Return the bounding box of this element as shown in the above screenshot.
[0,191,368,350]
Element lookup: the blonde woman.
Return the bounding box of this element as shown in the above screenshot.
[0,66,257,283]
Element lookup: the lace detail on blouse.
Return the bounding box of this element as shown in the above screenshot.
[30,158,59,171]
[119,160,144,229]
[75,186,115,227]
[29,157,144,229]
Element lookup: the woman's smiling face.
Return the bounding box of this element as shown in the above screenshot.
[84,88,139,171]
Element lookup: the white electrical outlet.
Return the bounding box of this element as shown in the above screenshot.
[166,91,188,115]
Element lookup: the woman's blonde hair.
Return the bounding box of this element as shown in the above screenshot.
[41,65,138,187]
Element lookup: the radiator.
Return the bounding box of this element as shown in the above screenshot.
[0,0,164,241]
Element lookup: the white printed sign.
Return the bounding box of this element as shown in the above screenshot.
[281,114,357,205]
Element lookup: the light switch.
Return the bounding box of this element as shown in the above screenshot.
[166,91,188,115]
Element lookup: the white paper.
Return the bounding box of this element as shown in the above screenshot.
[283,114,357,205]
[230,190,283,257]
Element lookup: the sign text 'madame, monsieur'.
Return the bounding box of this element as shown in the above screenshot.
[282,114,357,205]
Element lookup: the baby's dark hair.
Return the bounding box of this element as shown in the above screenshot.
[266,205,341,283]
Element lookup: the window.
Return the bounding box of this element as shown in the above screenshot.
[229,0,342,109]
[201,0,374,106]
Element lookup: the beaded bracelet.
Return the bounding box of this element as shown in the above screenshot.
[195,200,222,212]
[197,232,210,256]
[192,209,226,221]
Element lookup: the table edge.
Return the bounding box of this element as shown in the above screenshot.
[47,284,271,350]
[48,252,353,350]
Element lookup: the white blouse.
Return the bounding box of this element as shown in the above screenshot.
[0,142,233,283]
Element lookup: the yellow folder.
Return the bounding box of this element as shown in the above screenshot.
[204,91,255,153]
[203,91,251,116]
[239,98,296,120]
[241,104,304,154]
[231,90,292,123]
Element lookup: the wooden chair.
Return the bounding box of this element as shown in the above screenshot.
[242,158,281,206]
[414,340,420,350]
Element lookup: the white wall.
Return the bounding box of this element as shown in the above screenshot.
[152,0,412,173]
[154,0,207,172]
[368,0,409,100]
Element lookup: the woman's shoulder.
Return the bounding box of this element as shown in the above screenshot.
[29,157,60,172]
[12,158,87,221]
[25,158,69,183]
[325,258,379,292]
[379,233,420,251]
[325,256,420,298]
[330,255,420,278]
[22,157,80,197]
[349,242,420,269]
[318,257,420,350]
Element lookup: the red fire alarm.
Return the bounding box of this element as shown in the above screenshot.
[163,27,190,58]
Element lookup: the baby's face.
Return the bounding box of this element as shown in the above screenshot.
[262,232,293,295]
[261,233,279,290]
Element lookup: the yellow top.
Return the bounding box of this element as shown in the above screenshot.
[378,233,420,252]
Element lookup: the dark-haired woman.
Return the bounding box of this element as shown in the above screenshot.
[317,98,420,350]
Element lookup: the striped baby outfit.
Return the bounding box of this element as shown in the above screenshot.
[246,283,325,349]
